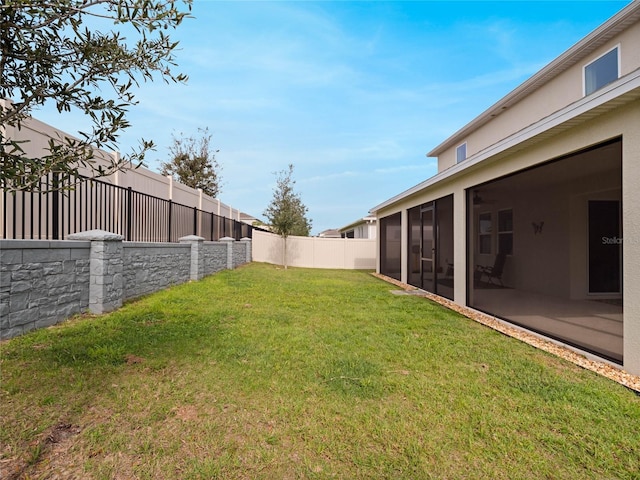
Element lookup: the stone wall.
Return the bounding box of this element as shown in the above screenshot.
[0,232,251,339]
[202,242,228,276]
[123,243,191,300]
[233,241,249,268]
[0,240,91,338]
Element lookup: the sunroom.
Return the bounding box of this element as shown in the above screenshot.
[377,136,624,365]
[467,138,622,363]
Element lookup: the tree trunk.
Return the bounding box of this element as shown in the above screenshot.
[283,235,288,269]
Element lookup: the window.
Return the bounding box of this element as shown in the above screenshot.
[497,209,513,255]
[478,212,492,254]
[584,46,619,96]
[456,143,467,163]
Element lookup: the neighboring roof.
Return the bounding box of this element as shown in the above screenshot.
[318,229,341,238]
[338,215,377,233]
[427,1,640,158]
[370,68,640,214]
[239,212,261,223]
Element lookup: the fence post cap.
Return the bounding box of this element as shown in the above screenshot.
[67,230,124,241]
[240,237,252,242]
[219,236,235,242]
[179,235,205,242]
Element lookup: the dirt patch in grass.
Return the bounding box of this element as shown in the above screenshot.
[173,405,199,422]
[3,423,81,480]
[124,354,145,365]
[372,272,640,393]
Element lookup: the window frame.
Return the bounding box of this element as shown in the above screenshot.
[456,142,467,164]
[583,45,620,96]
[478,211,492,255]
[497,208,513,256]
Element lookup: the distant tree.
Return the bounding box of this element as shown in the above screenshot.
[263,164,312,269]
[160,128,222,197]
[0,0,192,192]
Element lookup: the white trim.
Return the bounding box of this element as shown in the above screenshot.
[583,44,621,96]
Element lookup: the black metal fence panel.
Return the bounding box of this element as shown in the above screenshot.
[2,174,253,242]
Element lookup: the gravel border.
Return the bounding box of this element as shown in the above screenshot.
[372,273,640,393]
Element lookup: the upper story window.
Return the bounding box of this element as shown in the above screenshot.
[456,142,467,163]
[584,46,619,96]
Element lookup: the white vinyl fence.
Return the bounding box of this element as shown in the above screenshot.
[252,230,375,270]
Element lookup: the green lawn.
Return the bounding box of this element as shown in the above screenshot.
[1,263,639,479]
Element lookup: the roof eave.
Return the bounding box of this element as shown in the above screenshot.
[338,216,376,232]
[371,71,640,214]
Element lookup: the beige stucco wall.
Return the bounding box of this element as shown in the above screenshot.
[437,21,640,172]
[622,102,640,376]
[376,97,640,374]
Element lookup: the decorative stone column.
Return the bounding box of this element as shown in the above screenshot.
[68,230,123,314]
[219,237,235,270]
[179,235,205,281]
[240,237,252,264]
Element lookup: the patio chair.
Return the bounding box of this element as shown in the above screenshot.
[475,253,507,286]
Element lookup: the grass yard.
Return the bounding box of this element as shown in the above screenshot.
[1,263,639,479]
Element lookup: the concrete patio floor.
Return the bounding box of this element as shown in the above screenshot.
[472,289,623,363]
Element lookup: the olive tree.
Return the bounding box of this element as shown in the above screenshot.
[1,0,192,192]
[160,128,222,198]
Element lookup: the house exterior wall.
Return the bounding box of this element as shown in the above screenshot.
[622,103,640,376]
[339,217,378,240]
[364,222,377,240]
[436,18,640,172]
[343,223,377,239]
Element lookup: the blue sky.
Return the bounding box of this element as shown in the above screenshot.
[33,0,631,234]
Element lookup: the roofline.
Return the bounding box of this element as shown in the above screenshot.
[371,70,640,214]
[427,1,640,158]
[338,215,376,232]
